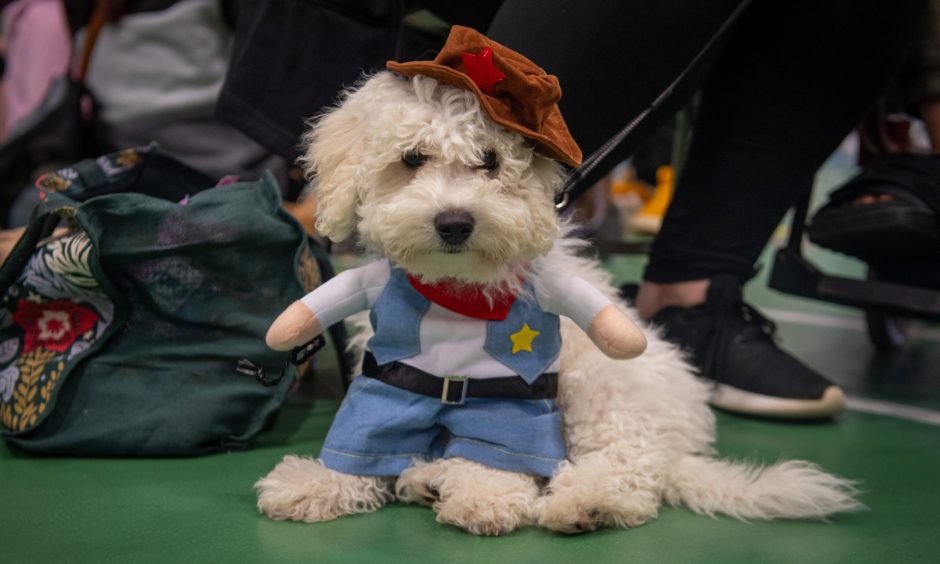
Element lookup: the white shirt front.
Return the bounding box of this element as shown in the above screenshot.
[302,260,612,379]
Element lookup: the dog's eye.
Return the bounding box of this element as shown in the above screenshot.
[401,150,428,169]
[479,150,499,172]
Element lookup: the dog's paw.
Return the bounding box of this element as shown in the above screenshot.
[434,492,534,536]
[536,460,660,534]
[536,484,660,534]
[534,494,605,534]
[255,455,393,523]
[411,458,539,536]
[396,460,445,507]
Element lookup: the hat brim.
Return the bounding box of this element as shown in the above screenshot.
[387,60,582,168]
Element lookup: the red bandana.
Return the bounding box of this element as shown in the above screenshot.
[407,275,516,321]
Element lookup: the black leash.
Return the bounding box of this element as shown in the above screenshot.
[553,0,752,212]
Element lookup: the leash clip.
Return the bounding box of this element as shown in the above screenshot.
[236,335,327,387]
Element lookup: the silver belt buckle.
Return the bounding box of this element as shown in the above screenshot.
[441,376,468,405]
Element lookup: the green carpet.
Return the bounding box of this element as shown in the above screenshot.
[3,394,938,564]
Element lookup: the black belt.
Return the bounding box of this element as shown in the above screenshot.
[361,352,557,405]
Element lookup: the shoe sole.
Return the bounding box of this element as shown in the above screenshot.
[710,385,846,420]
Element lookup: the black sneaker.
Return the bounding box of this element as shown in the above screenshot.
[630,276,845,419]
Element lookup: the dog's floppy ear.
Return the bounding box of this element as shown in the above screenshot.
[301,75,392,241]
[302,105,364,242]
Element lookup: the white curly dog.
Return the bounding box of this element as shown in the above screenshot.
[254,71,862,535]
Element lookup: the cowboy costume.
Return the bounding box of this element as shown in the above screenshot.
[307,27,608,477]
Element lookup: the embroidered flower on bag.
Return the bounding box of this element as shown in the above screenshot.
[22,233,114,330]
[96,155,121,176]
[12,299,99,354]
[0,365,18,403]
[35,173,71,192]
[41,232,97,289]
[0,337,19,364]
[97,149,142,177]
[68,340,91,360]
[114,148,142,168]
[56,168,79,181]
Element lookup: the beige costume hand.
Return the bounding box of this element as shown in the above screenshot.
[265,301,323,351]
[586,304,647,359]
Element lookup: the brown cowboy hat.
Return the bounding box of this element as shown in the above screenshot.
[387,26,582,167]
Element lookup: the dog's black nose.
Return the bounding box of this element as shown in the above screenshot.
[434,210,475,245]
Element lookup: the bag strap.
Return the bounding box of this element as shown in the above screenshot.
[74,0,113,84]
[0,142,211,298]
[0,192,79,296]
[0,143,141,295]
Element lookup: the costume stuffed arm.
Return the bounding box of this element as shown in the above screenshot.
[536,273,647,360]
[265,260,389,351]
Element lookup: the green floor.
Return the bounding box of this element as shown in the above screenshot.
[3,158,940,563]
[3,397,939,564]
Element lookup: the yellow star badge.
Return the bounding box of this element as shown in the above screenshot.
[509,323,540,354]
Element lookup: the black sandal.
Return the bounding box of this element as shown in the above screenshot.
[808,155,940,264]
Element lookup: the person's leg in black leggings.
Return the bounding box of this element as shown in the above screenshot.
[636,0,924,418]
[644,0,925,284]
[489,0,925,418]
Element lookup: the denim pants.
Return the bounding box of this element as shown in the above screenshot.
[320,376,566,477]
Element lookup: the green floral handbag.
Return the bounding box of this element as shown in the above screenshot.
[0,145,339,455]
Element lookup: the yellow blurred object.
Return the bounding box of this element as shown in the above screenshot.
[631,165,674,234]
[283,196,318,236]
[610,178,653,202]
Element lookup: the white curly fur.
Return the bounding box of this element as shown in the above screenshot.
[397,458,541,535]
[256,72,863,535]
[255,456,394,522]
[301,72,561,287]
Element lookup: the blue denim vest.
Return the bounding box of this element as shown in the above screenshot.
[368,268,561,384]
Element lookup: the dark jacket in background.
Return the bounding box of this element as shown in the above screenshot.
[216,0,502,161]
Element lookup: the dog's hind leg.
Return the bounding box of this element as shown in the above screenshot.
[536,445,666,534]
[255,456,394,522]
[404,458,540,536]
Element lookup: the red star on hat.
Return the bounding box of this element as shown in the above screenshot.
[461,47,506,95]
